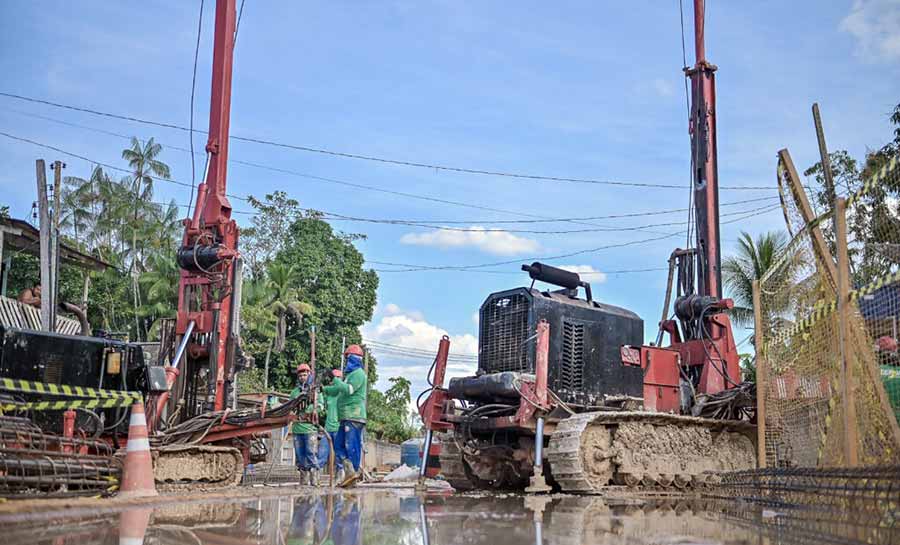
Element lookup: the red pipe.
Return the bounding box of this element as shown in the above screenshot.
[534,320,550,407]
[433,335,450,389]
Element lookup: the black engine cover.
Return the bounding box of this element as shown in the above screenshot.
[477,287,643,407]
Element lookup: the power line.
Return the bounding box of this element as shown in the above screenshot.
[4,129,774,237]
[366,204,780,273]
[0,91,776,191]
[3,109,782,237]
[323,202,777,235]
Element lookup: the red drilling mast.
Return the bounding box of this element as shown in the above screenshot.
[687,0,721,300]
[174,0,241,414]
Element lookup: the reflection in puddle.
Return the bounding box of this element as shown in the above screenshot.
[2,491,898,545]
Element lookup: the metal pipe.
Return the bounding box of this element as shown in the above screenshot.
[172,320,196,369]
[418,503,431,545]
[419,429,433,480]
[534,321,550,406]
[534,417,545,469]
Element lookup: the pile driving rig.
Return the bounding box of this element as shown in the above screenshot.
[1,0,311,491]
[418,0,756,492]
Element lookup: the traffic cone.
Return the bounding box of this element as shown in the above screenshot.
[119,402,158,499]
[118,507,152,545]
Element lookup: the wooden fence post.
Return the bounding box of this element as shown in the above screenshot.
[752,280,767,469]
[834,197,859,466]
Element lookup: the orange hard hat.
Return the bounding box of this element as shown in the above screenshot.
[332,369,343,378]
[297,363,311,373]
[344,344,364,357]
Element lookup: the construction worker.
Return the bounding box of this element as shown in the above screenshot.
[17,282,41,308]
[325,344,367,486]
[290,363,320,486]
[317,368,343,483]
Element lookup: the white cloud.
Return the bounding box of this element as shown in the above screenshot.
[652,78,674,97]
[400,226,540,256]
[558,264,608,284]
[471,312,480,326]
[840,0,900,62]
[362,304,479,392]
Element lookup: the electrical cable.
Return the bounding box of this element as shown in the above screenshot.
[0,91,777,190]
[366,203,779,273]
[0,111,778,224]
[187,0,205,219]
[234,0,247,45]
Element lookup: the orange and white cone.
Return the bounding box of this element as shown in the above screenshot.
[118,507,152,545]
[119,402,158,499]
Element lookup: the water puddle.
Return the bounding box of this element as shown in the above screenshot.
[2,490,897,545]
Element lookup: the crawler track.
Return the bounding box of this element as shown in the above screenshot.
[152,445,244,492]
[546,411,756,493]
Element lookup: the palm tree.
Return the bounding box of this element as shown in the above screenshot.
[241,263,314,389]
[122,137,170,340]
[722,231,790,327]
[122,137,170,200]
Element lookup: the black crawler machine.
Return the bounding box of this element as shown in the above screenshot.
[416,0,757,492]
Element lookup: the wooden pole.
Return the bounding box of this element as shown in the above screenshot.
[778,148,837,287]
[752,280,767,469]
[310,325,317,371]
[834,197,859,466]
[35,159,52,331]
[50,161,63,330]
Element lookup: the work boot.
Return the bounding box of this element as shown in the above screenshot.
[334,467,344,485]
[340,465,359,488]
[298,469,308,486]
[310,469,319,487]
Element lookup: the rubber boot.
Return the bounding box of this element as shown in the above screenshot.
[340,462,360,488]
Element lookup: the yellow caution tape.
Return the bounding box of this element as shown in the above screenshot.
[0,377,139,400]
[0,394,141,412]
[766,269,900,349]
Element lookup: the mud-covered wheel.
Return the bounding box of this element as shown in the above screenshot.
[438,434,485,491]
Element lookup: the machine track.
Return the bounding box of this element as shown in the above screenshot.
[437,433,480,491]
[546,411,755,493]
[151,445,244,492]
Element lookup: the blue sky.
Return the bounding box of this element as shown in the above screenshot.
[1,1,898,397]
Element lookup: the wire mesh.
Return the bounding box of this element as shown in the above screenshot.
[759,155,900,468]
[0,415,120,498]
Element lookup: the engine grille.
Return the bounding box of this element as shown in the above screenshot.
[479,293,530,373]
[559,320,585,391]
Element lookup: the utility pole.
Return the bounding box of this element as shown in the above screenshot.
[35,160,52,331]
[50,161,64,330]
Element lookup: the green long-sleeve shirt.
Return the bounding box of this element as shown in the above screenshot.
[290,387,319,435]
[322,368,367,422]
[322,387,340,433]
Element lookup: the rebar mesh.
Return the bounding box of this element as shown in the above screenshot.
[0,415,120,498]
[759,155,900,468]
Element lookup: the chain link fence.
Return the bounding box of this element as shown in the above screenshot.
[756,151,900,468]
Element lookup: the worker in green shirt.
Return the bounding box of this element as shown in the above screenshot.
[290,363,320,486]
[317,368,344,483]
[323,344,367,486]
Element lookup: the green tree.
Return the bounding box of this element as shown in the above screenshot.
[367,377,417,443]
[722,231,791,327]
[803,102,900,285]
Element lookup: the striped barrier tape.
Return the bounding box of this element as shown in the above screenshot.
[766,269,900,349]
[0,377,139,400]
[0,394,141,412]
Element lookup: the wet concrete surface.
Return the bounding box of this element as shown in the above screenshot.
[1,489,897,545]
